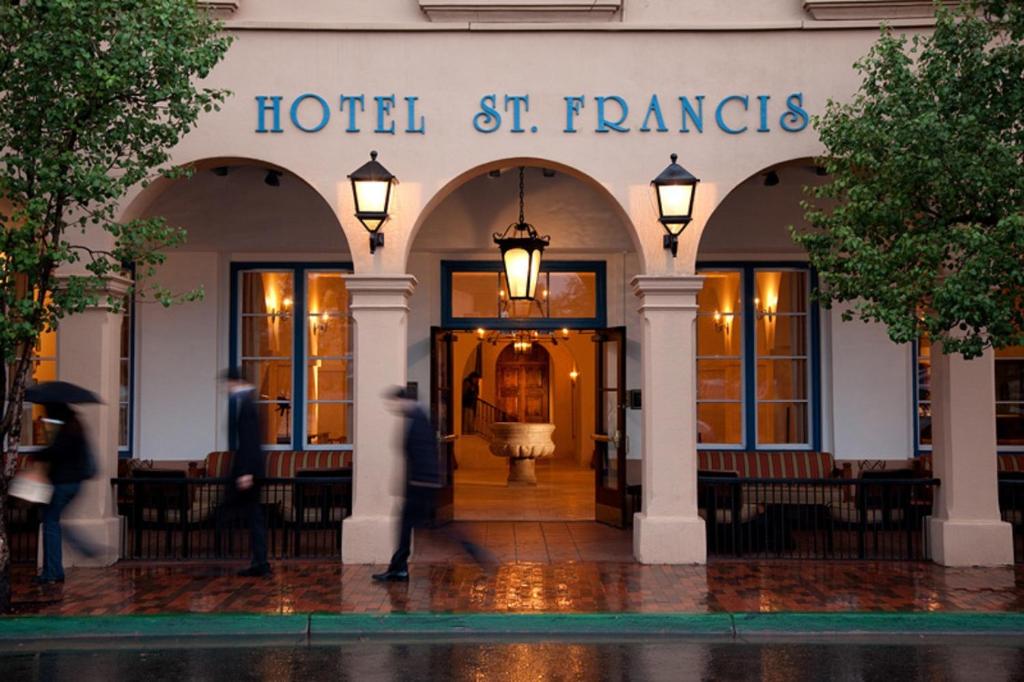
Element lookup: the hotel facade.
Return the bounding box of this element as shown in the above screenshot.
[21,0,1019,567]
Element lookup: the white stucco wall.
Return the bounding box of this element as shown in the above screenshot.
[829,304,914,461]
[136,252,223,461]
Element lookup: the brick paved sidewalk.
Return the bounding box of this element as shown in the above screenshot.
[9,561,1024,616]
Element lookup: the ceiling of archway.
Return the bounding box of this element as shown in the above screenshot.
[144,165,349,254]
[412,167,634,254]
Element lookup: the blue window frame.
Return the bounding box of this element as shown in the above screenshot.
[118,292,135,459]
[695,263,821,451]
[229,262,354,451]
[441,260,607,330]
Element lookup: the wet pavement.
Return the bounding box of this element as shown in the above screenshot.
[11,560,1024,615]
[2,637,1024,681]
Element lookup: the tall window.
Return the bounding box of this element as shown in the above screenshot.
[995,346,1024,449]
[914,341,1024,451]
[16,326,58,448]
[118,297,133,456]
[696,266,816,450]
[233,264,353,450]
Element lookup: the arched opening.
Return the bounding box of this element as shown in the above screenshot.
[123,158,356,467]
[410,161,639,539]
[694,157,826,452]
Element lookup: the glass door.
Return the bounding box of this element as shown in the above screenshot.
[430,327,456,524]
[593,327,627,527]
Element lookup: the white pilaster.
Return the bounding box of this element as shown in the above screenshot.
[341,274,417,564]
[53,274,132,567]
[631,275,706,564]
[927,344,1013,566]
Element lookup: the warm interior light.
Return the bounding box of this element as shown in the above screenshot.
[352,179,390,231]
[502,246,540,299]
[476,327,486,339]
[561,328,570,339]
[569,368,579,382]
[656,184,694,235]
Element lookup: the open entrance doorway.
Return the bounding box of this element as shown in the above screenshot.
[430,325,628,526]
[408,161,642,540]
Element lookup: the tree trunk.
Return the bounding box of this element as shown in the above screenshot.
[1,349,34,614]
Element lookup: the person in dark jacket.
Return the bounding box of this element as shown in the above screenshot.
[373,386,491,582]
[33,402,98,585]
[221,368,270,577]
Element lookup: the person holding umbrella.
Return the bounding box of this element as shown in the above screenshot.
[21,381,101,586]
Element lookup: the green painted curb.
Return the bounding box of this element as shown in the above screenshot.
[2,612,1024,641]
[0,614,308,640]
[310,613,734,636]
[732,612,1024,635]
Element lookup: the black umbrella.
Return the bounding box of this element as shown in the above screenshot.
[24,381,103,404]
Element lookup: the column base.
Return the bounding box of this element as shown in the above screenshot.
[39,517,122,568]
[633,512,706,564]
[342,514,399,564]
[928,517,1014,567]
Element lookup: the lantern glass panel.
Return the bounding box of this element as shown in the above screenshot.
[503,247,532,299]
[353,179,390,217]
[528,247,542,298]
[657,184,693,220]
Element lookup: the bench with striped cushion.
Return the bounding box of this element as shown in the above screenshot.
[203,450,353,523]
[915,453,1024,473]
[204,450,353,478]
[698,450,835,479]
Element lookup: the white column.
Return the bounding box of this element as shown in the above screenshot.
[53,275,131,567]
[928,344,1013,566]
[631,275,706,564]
[341,274,417,564]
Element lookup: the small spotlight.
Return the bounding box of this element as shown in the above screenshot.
[542,168,556,178]
[764,170,780,187]
[488,169,501,178]
[211,166,229,177]
[264,170,281,187]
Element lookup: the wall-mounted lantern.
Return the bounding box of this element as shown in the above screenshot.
[652,153,699,257]
[348,151,396,254]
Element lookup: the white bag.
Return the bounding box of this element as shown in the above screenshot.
[10,469,53,505]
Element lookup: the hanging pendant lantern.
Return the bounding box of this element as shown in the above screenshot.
[493,167,550,301]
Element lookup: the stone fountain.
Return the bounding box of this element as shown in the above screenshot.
[488,422,556,485]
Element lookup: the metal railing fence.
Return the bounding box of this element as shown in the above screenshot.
[112,475,351,560]
[697,475,940,561]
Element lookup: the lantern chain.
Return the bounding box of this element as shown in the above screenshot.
[518,166,525,226]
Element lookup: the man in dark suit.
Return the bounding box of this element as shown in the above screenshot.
[222,368,270,577]
[373,386,490,582]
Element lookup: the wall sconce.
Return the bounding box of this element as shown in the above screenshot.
[311,311,330,335]
[754,297,777,321]
[561,327,570,340]
[652,153,700,258]
[270,296,293,320]
[712,310,734,334]
[348,151,396,255]
[569,368,579,383]
[476,327,486,340]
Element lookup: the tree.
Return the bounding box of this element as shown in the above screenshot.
[0,0,231,613]
[793,1,1024,359]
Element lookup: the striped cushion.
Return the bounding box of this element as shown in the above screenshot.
[204,450,353,478]
[915,454,1023,473]
[999,454,1024,473]
[698,450,834,478]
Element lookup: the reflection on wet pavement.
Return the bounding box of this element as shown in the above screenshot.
[12,560,1024,616]
[2,639,1024,682]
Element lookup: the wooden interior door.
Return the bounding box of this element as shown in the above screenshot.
[593,327,628,527]
[495,344,550,423]
[430,327,456,524]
